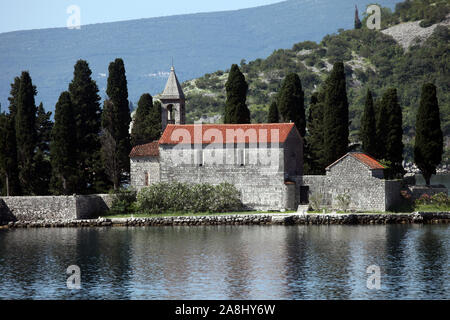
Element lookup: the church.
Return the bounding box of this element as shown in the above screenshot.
[129,67,404,212]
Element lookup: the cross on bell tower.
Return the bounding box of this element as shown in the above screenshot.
[160,66,185,132]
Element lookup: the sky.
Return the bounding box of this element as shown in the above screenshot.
[0,0,283,33]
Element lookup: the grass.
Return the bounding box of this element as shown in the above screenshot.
[414,204,450,212]
[105,210,296,219]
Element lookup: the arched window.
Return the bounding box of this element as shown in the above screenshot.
[167,104,175,124]
[144,172,149,186]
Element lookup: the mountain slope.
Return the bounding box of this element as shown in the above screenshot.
[0,0,400,112]
[181,2,449,163]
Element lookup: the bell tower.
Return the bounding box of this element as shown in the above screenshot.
[160,66,185,132]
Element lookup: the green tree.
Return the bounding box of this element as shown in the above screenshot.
[103,58,132,187]
[360,89,377,157]
[68,60,103,193]
[50,92,78,195]
[380,88,404,178]
[131,94,162,146]
[267,101,279,123]
[0,112,21,196]
[101,100,120,190]
[224,64,250,124]
[277,73,305,136]
[15,71,37,194]
[323,62,349,165]
[354,5,362,29]
[375,98,387,160]
[304,92,326,174]
[7,77,20,118]
[35,103,53,155]
[414,83,443,185]
[32,102,53,195]
[0,77,22,195]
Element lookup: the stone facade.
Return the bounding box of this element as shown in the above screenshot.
[130,157,160,190]
[0,194,113,222]
[303,154,402,211]
[130,123,304,211]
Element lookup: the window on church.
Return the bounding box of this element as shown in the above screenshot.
[144,172,149,186]
[238,148,245,166]
[196,149,203,166]
[167,104,175,124]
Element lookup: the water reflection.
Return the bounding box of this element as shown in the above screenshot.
[0,224,448,300]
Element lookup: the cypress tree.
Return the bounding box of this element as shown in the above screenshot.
[0,77,22,195]
[375,98,387,160]
[267,101,279,123]
[414,83,443,185]
[381,88,404,178]
[0,113,21,196]
[0,112,7,195]
[304,92,326,175]
[68,60,102,193]
[131,93,162,146]
[360,89,377,157]
[31,102,53,195]
[50,92,78,195]
[103,58,131,185]
[224,64,250,124]
[8,77,20,118]
[323,62,349,165]
[277,73,306,136]
[101,99,120,190]
[35,103,53,155]
[15,71,37,194]
[354,5,362,29]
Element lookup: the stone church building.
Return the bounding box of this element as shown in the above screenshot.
[130,67,402,211]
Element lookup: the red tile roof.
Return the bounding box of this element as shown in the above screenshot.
[129,141,159,157]
[351,153,385,169]
[159,123,298,145]
[326,152,385,170]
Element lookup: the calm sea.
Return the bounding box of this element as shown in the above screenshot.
[0,224,448,300]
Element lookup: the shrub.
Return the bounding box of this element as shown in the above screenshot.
[335,193,351,212]
[309,192,323,211]
[109,188,137,215]
[137,182,243,214]
[415,192,449,208]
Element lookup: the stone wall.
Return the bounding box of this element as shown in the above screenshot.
[3,212,449,229]
[0,194,113,222]
[407,185,448,201]
[75,194,114,219]
[158,144,291,210]
[303,156,402,211]
[130,156,160,190]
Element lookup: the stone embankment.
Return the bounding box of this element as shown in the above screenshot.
[1,212,449,229]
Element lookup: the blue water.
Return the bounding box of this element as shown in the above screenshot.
[0,224,448,300]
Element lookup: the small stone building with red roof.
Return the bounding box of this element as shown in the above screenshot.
[302,152,402,211]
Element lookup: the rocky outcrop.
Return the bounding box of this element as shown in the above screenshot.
[381,14,450,50]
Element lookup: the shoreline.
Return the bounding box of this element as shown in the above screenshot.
[1,212,450,229]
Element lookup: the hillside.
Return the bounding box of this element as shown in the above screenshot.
[0,0,400,113]
[181,1,450,163]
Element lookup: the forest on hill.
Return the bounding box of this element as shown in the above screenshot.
[182,0,449,163]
